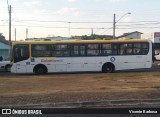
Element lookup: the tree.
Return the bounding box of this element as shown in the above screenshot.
[0,33,9,45]
[80,34,113,40]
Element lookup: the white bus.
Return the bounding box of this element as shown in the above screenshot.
[11,39,153,74]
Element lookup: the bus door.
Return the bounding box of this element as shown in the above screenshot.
[13,44,29,73]
[69,44,96,72]
[67,45,86,72]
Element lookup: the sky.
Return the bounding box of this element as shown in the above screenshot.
[1,0,160,40]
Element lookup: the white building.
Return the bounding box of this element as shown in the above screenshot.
[117,31,143,40]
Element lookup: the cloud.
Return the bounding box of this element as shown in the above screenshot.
[57,7,82,16]
[109,0,126,3]
[34,9,49,15]
[68,0,78,2]
[24,1,40,6]
[11,0,18,2]
[123,17,131,22]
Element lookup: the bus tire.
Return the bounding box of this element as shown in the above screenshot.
[5,64,11,72]
[102,63,115,73]
[34,64,47,74]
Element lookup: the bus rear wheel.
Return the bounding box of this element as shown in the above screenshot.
[34,65,47,74]
[102,63,115,73]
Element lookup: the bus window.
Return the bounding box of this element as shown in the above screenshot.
[133,43,141,55]
[112,44,118,55]
[102,44,111,49]
[14,44,29,63]
[32,44,51,57]
[71,45,86,56]
[101,50,112,55]
[54,45,68,50]
[120,44,128,55]
[79,45,86,56]
[126,44,133,55]
[87,44,99,56]
[87,50,99,56]
[88,44,99,49]
[52,45,70,57]
[141,43,149,55]
[101,44,117,55]
[72,45,79,56]
[101,44,112,55]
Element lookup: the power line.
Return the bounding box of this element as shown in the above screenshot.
[14,20,114,24]
[12,19,160,24]
[100,27,113,34]
[1,24,159,29]
[0,20,160,29]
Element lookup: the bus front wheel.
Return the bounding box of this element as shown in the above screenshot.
[34,65,47,74]
[5,64,11,72]
[102,63,115,73]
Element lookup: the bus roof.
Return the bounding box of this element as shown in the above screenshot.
[12,39,150,45]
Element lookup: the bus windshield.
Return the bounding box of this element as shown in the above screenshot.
[13,44,29,63]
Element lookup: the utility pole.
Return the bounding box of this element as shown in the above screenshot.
[68,22,71,37]
[91,28,93,36]
[26,28,28,39]
[113,14,116,40]
[15,28,16,41]
[113,12,131,40]
[9,5,12,46]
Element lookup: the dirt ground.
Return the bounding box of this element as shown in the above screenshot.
[0,71,160,107]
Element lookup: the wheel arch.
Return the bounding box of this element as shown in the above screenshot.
[33,64,48,73]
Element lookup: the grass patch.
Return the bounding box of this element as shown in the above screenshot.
[0,72,160,96]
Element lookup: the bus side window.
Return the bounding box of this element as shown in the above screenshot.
[120,50,124,55]
[133,48,140,54]
[126,44,133,55]
[133,43,141,55]
[87,44,99,56]
[141,43,149,55]
[127,49,133,55]
[32,44,51,57]
[112,44,118,55]
[80,45,86,56]
[120,44,127,55]
[71,45,79,56]
[101,44,112,55]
